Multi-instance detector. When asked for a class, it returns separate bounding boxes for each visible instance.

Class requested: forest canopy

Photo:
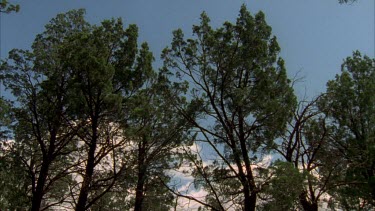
[0,2,373,211]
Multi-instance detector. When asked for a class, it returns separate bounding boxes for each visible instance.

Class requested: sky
[1,0,374,98]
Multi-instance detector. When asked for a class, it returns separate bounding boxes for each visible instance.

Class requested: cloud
[169,146,275,210]
[175,182,208,210]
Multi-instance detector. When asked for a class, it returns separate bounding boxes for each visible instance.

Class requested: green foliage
[0,142,30,210]
[0,98,12,140]
[320,51,375,209]
[259,161,305,210]
[124,58,191,210]
[0,9,148,210]
[163,4,296,210]
[0,46,79,211]
[56,15,154,210]
[0,3,369,211]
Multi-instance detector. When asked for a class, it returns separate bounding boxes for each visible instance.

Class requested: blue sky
[1,0,374,97]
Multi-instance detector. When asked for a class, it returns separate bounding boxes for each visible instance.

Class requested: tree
[0,9,153,210]
[0,127,30,210]
[58,17,161,210]
[1,48,76,211]
[1,7,187,210]
[61,23,122,211]
[319,51,375,209]
[162,5,296,211]
[124,65,190,211]
[0,9,88,210]
[271,95,345,211]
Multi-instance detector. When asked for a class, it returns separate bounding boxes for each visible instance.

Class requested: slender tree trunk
[31,158,50,211]
[134,169,146,211]
[248,193,257,211]
[75,146,96,211]
[243,185,256,211]
[238,108,257,211]
[76,119,98,211]
[232,143,257,211]
[31,135,56,211]
[241,179,256,211]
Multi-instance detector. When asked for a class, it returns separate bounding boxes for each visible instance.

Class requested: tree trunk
[134,169,146,211]
[299,193,318,211]
[75,143,96,211]
[243,186,256,211]
[238,108,257,211]
[31,158,50,211]
[75,119,98,211]
[31,135,56,211]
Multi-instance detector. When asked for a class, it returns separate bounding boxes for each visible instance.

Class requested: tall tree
[270,95,344,211]
[162,5,296,210]
[59,18,155,210]
[319,51,375,209]
[0,9,153,210]
[125,65,190,211]
[0,9,88,210]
